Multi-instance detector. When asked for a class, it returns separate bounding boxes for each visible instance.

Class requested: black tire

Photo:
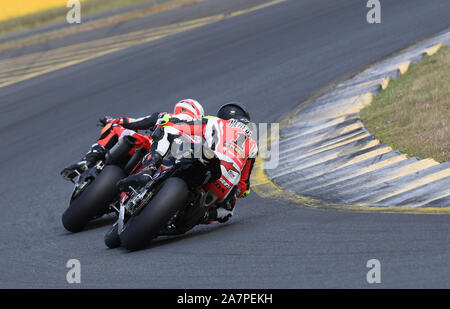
[104,223,121,248]
[120,177,189,251]
[62,165,124,233]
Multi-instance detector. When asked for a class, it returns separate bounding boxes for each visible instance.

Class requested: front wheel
[62,165,124,233]
[120,177,189,251]
[105,223,121,248]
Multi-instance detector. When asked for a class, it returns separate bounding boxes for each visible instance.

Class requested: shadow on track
[59,214,117,235]
[105,221,238,252]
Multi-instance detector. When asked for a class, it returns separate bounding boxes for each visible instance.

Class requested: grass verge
[360,45,450,163]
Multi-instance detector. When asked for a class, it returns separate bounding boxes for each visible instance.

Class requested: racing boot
[205,207,234,223]
[201,195,236,224]
[61,144,106,181]
[116,152,163,192]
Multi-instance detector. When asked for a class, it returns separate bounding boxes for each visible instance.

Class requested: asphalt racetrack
[1,0,450,288]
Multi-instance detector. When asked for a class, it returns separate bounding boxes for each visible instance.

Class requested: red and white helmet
[173,99,205,120]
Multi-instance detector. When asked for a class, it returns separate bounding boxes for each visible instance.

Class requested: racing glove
[99,116,123,126]
[236,186,250,198]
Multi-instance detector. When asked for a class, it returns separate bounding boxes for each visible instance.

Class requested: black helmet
[217,102,251,121]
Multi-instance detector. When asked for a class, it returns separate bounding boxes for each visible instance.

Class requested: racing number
[232,132,247,150]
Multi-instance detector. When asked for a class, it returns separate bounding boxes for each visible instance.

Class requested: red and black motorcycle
[61,123,151,233]
[104,135,222,251]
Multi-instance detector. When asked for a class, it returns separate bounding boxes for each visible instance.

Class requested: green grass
[0,0,167,36]
[360,45,450,163]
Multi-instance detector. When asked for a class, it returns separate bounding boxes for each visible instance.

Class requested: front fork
[116,181,154,234]
[70,161,105,201]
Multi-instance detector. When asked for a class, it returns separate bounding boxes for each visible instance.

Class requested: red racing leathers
[96,113,167,154]
[151,116,258,202]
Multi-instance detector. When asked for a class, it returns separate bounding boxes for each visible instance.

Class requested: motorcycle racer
[117,102,258,225]
[60,99,205,181]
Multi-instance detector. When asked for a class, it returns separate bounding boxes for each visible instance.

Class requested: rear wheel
[120,177,189,251]
[62,165,124,233]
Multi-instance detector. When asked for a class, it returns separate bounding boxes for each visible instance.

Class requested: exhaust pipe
[106,135,137,165]
[200,191,218,208]
[123,147,148,175]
